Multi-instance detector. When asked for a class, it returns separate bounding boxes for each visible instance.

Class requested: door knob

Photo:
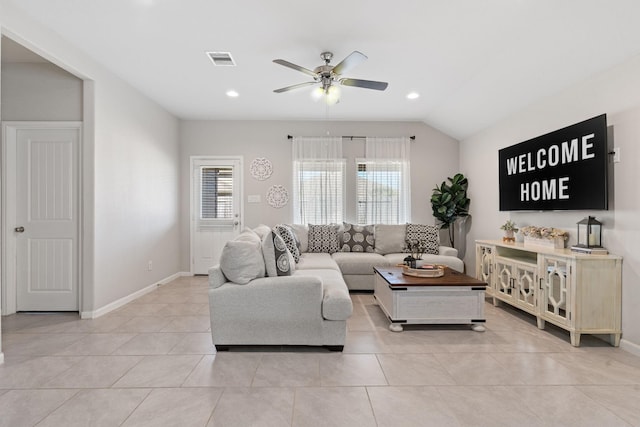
[15,226,25,233]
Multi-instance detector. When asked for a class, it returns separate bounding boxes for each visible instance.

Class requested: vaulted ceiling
[4,0,640,139]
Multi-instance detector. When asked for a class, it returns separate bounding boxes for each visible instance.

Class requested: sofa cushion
[219,240,265,284]
[341,223,375,253]
[262,231,294,277]
[331,252,390,275]
[252,224,272,240]
[308,224,339,254]
[288,224,309,253]
[237,228,261,243]
[297,253,341,271]
[274,224,300,262]
[406,223,439,255]
[294,269,352,321]
[374,224,406,254]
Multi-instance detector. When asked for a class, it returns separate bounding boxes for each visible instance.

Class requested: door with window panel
[192,157,242,274]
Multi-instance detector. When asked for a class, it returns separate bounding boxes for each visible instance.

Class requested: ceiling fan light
[311,86,324,101]
[326,85,341,105]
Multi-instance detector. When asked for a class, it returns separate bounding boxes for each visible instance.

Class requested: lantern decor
[571,216,608,254]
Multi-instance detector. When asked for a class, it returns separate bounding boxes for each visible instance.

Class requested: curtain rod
[287,135,415,141]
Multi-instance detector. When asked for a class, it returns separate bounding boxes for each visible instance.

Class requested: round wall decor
[250,157,273,181]
[266,185,289,208]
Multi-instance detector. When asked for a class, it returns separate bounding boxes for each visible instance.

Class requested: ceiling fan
[272,51,388,101]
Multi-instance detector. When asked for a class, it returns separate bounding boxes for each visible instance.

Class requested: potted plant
[431,173,470,248]
[500,220,518,242]
[520,225,569,249]
[404,239,428,267]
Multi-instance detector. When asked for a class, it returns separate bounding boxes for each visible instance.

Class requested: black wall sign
[499,114,608,211]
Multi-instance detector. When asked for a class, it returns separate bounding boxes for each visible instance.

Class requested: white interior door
[191,157,243,274]
[9,125,80,311]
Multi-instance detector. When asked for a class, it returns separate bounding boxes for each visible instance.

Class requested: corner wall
[1,61,82,120]
[460,54,640,350]
[1,3,181,314]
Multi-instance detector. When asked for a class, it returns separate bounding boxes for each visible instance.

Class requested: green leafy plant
[430,173,470,247]
[500,220,518,232]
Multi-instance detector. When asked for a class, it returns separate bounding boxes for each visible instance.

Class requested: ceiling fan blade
[273,59,318,78]
[273,81,317,93]
[340,78,388,91]
[332,51,367,75]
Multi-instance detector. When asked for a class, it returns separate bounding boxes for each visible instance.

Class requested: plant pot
[502,230,515,243]
[523,236,565,249]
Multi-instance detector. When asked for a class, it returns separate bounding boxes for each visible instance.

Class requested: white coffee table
[373,266,487,332]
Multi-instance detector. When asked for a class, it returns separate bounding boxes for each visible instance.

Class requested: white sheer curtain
[292,137,345,224]
[358,137,411,224]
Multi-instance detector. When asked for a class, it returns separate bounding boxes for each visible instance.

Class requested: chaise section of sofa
[207,227,352,351]
[208,267,351,351]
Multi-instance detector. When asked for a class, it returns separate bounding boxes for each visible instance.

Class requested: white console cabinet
[475,240,622,346]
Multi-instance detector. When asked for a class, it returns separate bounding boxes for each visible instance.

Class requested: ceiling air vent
[207,51,236,66]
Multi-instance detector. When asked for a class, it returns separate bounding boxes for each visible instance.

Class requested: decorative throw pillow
[236,228,261,243]
[341,223,375,252]
[405,223,439,255]
[374,224,407,254]
[307,224,339,254]
[288,224,309,253]
[262,231,294,277]
[252,224,272,240]
[219,240,265,284]
[274,224,301,262]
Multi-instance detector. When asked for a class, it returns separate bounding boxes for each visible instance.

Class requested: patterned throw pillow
[274,224,301,262]
[341,223,375,252]
[307,224,339,254]
[262,231,294,277]
[405,223,439,255]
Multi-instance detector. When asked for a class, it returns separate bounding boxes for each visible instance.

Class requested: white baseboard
[620,338,640,357]
[157,271,191,286]
[80,271,192,319]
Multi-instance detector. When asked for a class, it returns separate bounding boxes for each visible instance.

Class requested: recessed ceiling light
[407,92,420,100]
[226,90,239,98]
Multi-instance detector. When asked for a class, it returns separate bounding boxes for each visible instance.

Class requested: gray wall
[179,120,460,270]
[1,62,82,120]
[460,54,640,351]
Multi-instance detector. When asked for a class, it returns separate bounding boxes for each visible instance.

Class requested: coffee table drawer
[394,287,484,321]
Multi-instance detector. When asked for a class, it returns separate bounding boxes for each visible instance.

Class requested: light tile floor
[1,275,640,426]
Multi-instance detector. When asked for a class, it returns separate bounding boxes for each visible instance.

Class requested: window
[201,166,233,219]
[293,160,346,224]
[199,166,234,229]
[292,136,344,224]
[356,159,410,224]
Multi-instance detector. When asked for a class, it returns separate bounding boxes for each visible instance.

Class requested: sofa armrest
[208,265,227,289]
[209,275,324,321]
[438,246,458,257]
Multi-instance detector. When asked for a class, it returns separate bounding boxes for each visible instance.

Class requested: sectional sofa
[208,223,463,351]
